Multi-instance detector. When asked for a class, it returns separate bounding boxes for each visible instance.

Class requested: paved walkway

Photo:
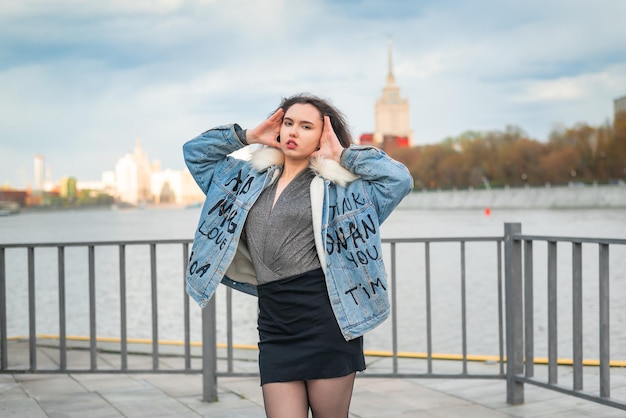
[1,341,625,417]
[4,373,626,417]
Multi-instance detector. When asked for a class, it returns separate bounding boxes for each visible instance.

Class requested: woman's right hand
[246,108,284,147]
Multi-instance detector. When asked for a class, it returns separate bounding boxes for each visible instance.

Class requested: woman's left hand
[311,115,343,162]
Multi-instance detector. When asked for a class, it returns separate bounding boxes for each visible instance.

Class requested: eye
[283,120,293,126]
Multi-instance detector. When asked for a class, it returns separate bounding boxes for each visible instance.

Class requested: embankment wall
[399,183,626,210]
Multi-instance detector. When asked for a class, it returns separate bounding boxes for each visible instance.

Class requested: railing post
[504,223,524,405]
[0,247,6,370]
[202,295,218,402]
[599,244,610,398]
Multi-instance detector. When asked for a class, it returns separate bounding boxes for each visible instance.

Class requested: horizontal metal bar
[5,368,204,374]
[517,376,626,411]
[382,236,503,244]
[0,239,193,249]
[512,235,626,245]
[3,234,622,247]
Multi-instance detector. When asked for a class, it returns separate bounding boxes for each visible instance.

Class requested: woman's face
[279,103,322,160]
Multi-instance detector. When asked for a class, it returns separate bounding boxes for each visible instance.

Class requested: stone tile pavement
[3,372,626,417]
[1,340,625,417]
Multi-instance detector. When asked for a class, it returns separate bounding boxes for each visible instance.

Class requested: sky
[1,0,626,188]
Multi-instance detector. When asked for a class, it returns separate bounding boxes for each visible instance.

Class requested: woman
[183,93,413,418]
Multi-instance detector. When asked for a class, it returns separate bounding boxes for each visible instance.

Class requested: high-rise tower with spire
[372,41,413,147]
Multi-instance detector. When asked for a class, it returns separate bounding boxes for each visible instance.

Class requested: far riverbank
[400,182,626,210]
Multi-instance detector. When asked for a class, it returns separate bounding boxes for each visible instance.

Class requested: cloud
[1,0,626,188]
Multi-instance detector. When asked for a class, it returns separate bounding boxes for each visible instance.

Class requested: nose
[289,124,297,137]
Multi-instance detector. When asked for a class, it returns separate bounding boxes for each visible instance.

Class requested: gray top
[244,168,321,285]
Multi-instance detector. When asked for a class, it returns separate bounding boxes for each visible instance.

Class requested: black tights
[262,373,356,418]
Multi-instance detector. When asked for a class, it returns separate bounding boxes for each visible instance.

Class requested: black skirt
[257,268,366,385]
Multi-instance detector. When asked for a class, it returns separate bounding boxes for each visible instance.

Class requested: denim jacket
[183,124,413,340]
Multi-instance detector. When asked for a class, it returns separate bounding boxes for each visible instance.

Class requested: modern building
[151,169,205,206]
[59,177,77,199]
[33,154,45,193]
[372,41,413,147]
[615,95,626,115]
[114,138,153,205]
[111,138,205,206]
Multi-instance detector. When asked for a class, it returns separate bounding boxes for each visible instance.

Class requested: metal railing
[506,224,626,410]
[0,239,199,374]
[0,223,624,410]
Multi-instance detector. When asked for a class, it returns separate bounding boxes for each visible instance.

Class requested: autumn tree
[378,117,623,190]
[608,112,626,180]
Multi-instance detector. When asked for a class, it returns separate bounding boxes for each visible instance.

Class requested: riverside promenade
[2,340,625,417]
[401,182,626,210]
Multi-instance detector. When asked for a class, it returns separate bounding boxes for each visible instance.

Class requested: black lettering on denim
[199,211,234,249]
[189,259,198,275]
[345,286,359,305]
[217,207,237,233]
[225,170,244,193]
[341,198,353,213]
[360,213,376,240]
[329,194,367,219]
[206,197,238,235]
[345,252,358,268]
[326,214,377,257]
[208,227,226,248]
[325,233,334,255]
[343,244,379,268]
[359,283,371,299]
[226,214,237,234]
[351,192,365,207]
[189,258,211,277]
[190,171,258,277]
[240,176,253,195]
[224,170,255,196]
[198,220,210,237]
[197,263,211,277]
[370,277,386,293]
[208,198,227,216]
[329,204,338,219]
[326,228,349,255]
[348,221,365,248]
[367,246,379,261]
[343,278,387,306]
[356,250,369,264]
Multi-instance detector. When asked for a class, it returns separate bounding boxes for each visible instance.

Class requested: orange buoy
[484,207,491,216]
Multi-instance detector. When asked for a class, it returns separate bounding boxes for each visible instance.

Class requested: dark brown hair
[275,93,353,148]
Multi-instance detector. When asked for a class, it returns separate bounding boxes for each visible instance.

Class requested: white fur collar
[249,146,359,187]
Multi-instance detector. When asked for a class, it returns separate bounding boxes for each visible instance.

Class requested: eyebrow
[284,117,317,125]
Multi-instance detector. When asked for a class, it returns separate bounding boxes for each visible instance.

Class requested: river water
[1,205,625,362]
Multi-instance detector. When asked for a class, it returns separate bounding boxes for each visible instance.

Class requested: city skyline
[1,0,626,188]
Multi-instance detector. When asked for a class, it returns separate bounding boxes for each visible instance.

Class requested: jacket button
[333,298,339,304]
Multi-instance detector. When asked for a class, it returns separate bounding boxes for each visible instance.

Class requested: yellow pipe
[9,334,626,368]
